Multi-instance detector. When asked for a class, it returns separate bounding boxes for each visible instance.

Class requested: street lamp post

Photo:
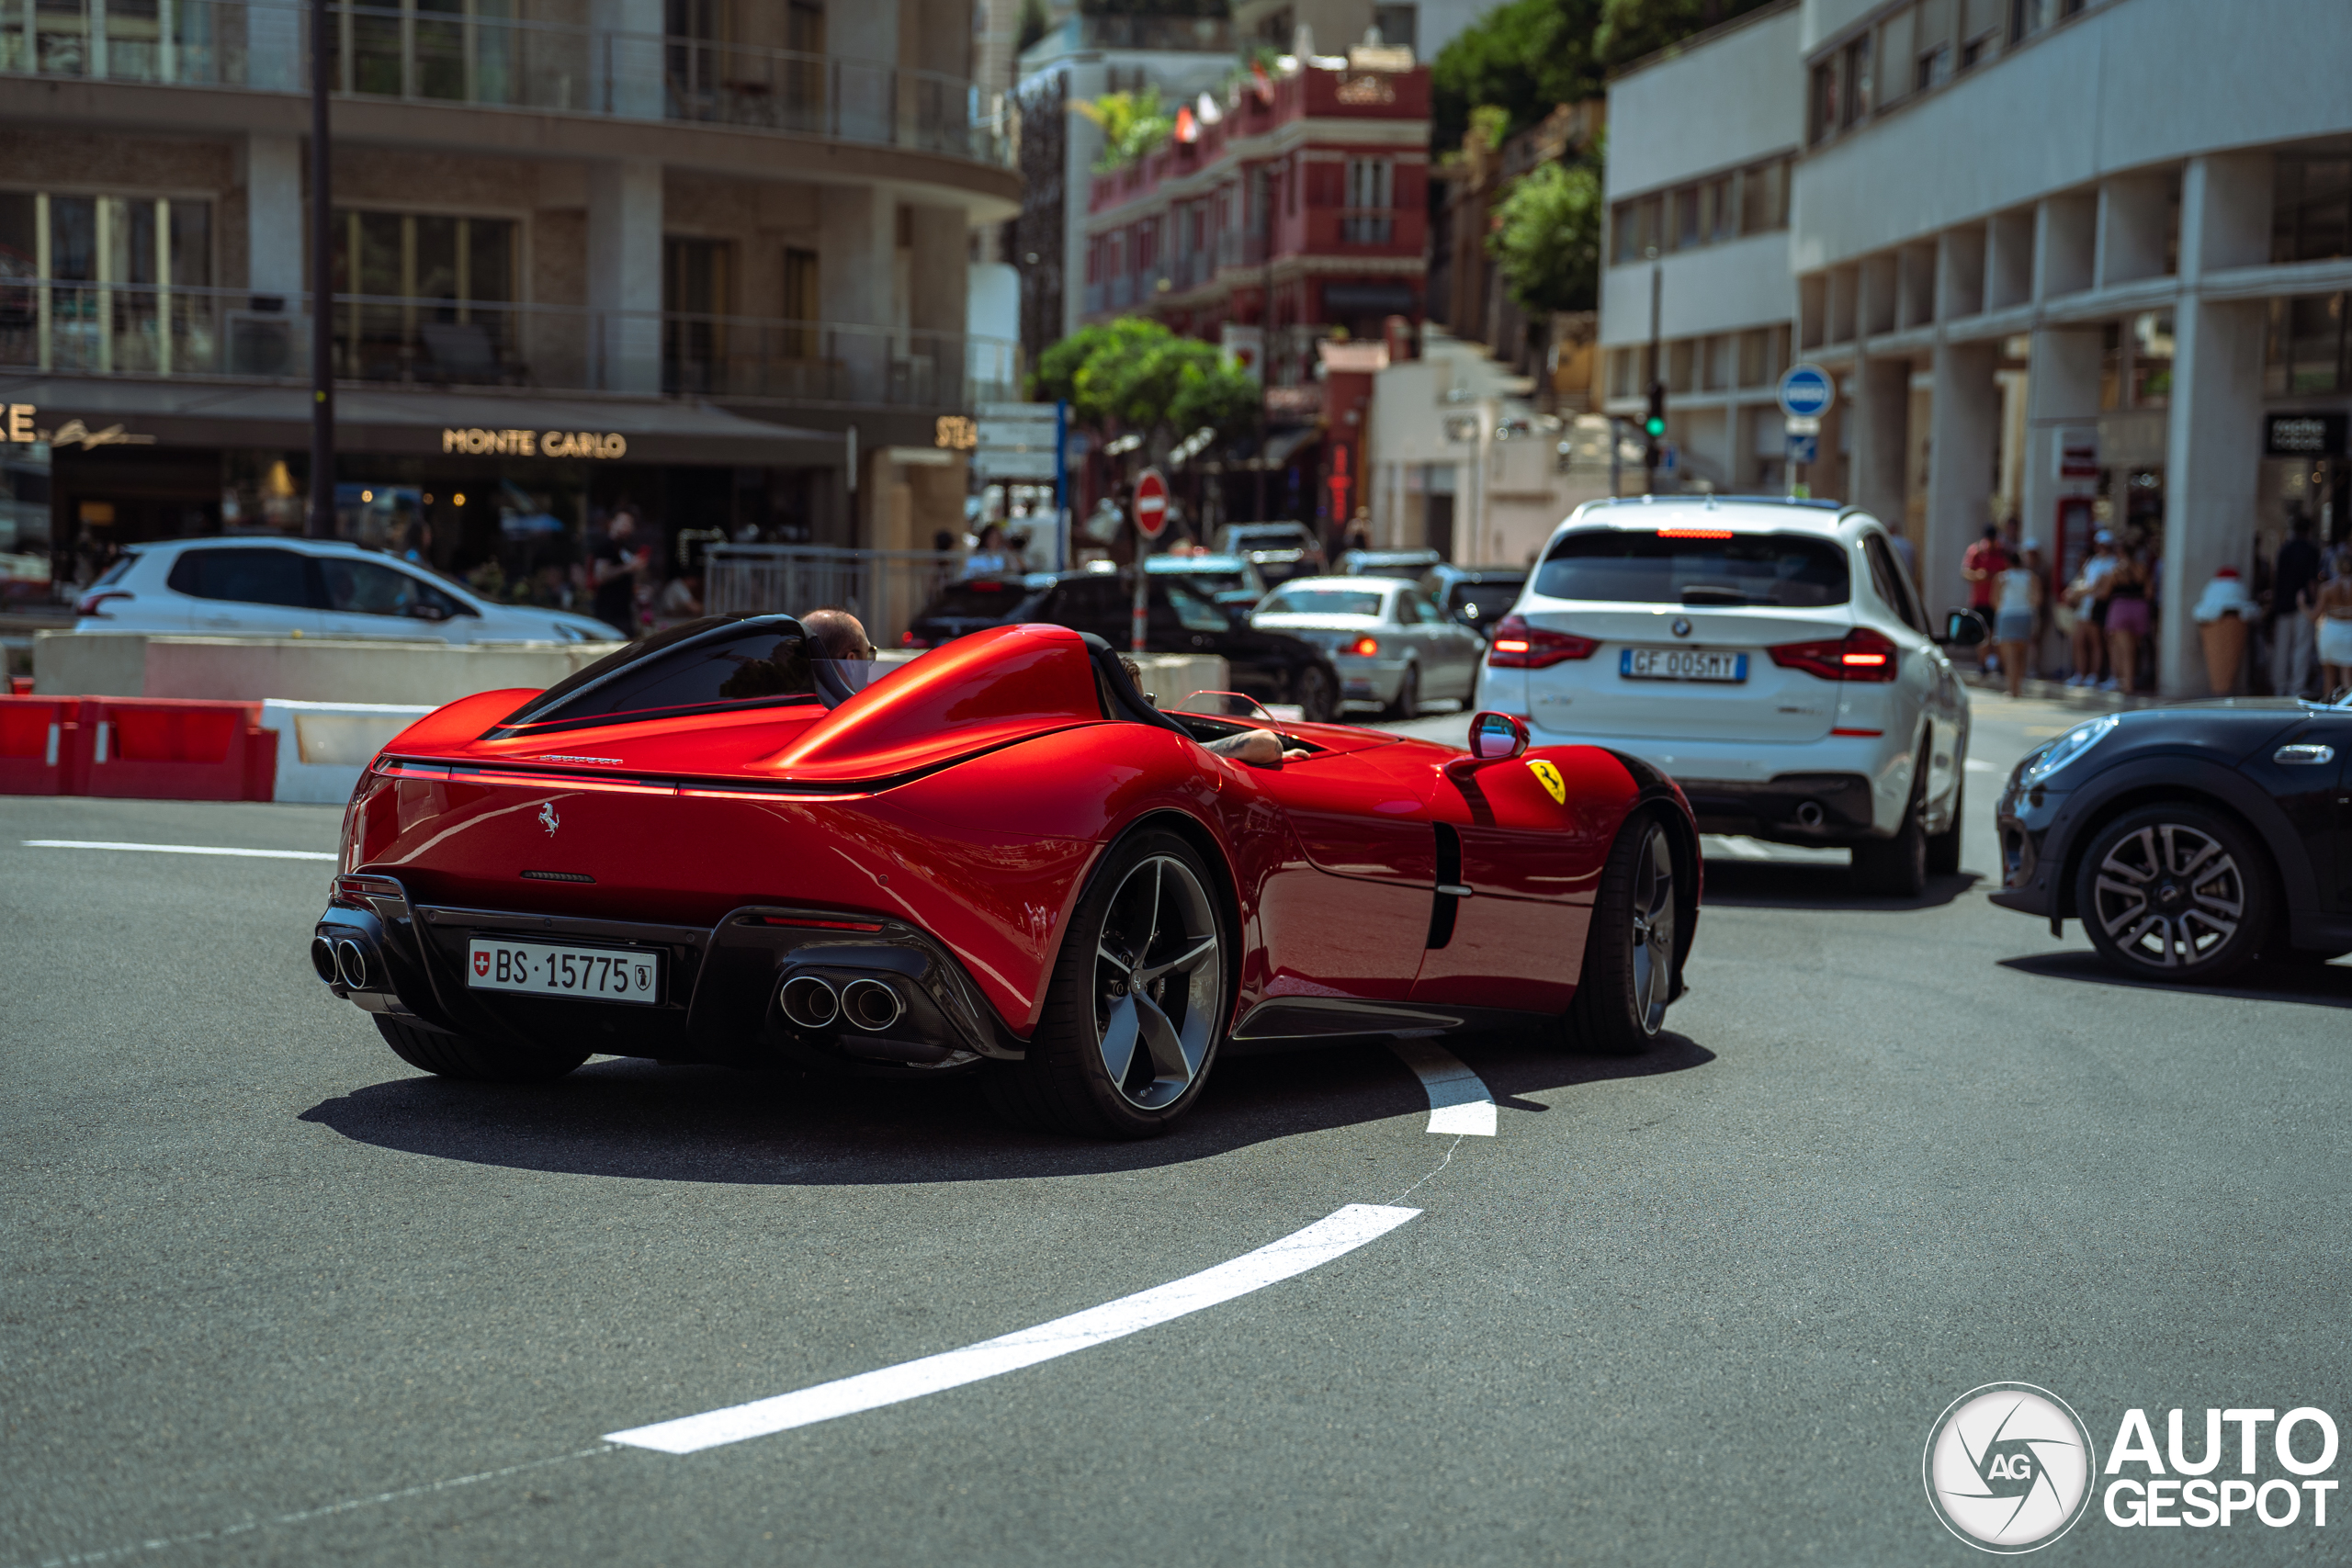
[1645,251,1663,497]
[306,0,334,539]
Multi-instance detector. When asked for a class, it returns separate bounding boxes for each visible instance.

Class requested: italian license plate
[466,938,662,1005]
[1622,647,1748,682]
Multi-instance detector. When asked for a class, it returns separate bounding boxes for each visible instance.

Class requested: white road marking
[605,1203,1421,1455]
[1387,1038,1498,1136]
[20,840,336,862]
[1700,834,1773,860]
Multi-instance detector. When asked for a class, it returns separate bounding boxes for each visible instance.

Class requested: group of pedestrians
[2269,513,2352,699]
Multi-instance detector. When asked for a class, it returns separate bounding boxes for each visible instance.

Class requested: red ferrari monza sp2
[313,616,1701,1138]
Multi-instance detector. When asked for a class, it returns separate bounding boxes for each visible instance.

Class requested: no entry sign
[1133,468,1170,539]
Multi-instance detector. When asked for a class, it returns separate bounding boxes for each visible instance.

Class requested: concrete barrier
[35,633,624,706]
[259,700,436,805]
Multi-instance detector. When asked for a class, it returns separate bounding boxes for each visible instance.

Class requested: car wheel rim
[1092,855,1223,1111]
[2091,823,2245,968]
[1626,824,1674,1034]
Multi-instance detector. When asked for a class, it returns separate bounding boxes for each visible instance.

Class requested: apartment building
[0,0,1019,587]
[1604,0,2352,696]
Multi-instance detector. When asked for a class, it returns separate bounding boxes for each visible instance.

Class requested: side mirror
[1942,609,1989,649]
[1465,710,1529,761]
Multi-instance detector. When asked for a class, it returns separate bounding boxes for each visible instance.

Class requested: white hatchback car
[74,536,623,644]
[1474,497,1972,894]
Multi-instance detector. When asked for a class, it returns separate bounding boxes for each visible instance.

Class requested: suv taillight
[1768,626,1901,682]
[1487,614,1600,669]
[75,590,133,617]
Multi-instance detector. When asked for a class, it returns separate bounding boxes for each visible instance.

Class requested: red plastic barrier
[7,676,31,695]
[0,694,84,795]
[78,696,277,802]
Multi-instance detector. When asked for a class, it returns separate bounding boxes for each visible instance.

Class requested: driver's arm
[1204,728,1309,765]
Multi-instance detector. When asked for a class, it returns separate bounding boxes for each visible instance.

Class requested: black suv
[904,569,1340,720]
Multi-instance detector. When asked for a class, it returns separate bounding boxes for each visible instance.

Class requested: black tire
[374,1016,591,1083]
[2075,803,2274,983]
[1927,776,1963,876]
[1563,811,1679,1055]
[1383,662,1420,721]
[983,830,1232,1138]
[1294,662,1339,723]
[1851,746,1928,897]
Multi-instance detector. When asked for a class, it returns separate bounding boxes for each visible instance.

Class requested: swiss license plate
[1622,647,1749,682]
[466,938,662,1005]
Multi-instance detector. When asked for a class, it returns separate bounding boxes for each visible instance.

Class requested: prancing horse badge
[1527,759,1566,804]
[538,802,560,837]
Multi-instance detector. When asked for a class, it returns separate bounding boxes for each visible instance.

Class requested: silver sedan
[1249,576,1486,718]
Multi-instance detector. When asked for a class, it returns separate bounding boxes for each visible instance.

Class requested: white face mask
[812,658,898,708]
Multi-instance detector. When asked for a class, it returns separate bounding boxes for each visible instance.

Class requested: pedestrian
[1961,525,2009,670]
[2064,532,2117,684]
[2102,541,2151,693]
[2268,512,2322,698]
[590,506,643,637]
[1994,540,2043,700]
[2312,546,2352,698]
[964,523,1012,578]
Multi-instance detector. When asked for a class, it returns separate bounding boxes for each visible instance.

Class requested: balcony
[0,0,1012,169]
[0,280,1017,410]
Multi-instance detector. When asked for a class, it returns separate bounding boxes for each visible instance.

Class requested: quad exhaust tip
[779,975,841,1031]
[333,938,369,990]
[841,977,905,1033]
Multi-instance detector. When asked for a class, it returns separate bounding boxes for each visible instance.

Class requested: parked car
[74,536,623,642]
[1989,695,2351,981]
[1250,576,1485,719]
[1336,547,1442,581]
[315,618,1699,1136]
[1423,564,1529,639]
[1475,497,1973,896]
[1215,522,1326,587]
[904,566,1342,720]
[1148,551,1268,608]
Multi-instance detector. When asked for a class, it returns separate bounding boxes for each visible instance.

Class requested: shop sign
[2266,412,2346,457]
[2056,427,2100,479]
[1,404,158,449]
[933,415,978,451]
[442,427,628,458]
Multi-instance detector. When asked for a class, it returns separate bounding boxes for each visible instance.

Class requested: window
[167,548,319,609]
[1840,37,1872,127]
[1862,535,1927,633]
[1532,531,1850,608]
[320,558,469,620]
[1811,61,1839,143]
[2267,293,2348,397]
[333,209,517,384]
[1707,175,1736,243]
[782,246,818,357]
[2273,155,2351,265]
[1343,159,1393,244]
[496,616,823,734]
[0,191,213,375]
[1741,158,1788,233]
[1371,2,1416,51]
[1158,576,1230,633]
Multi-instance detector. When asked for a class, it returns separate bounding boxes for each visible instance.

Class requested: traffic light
[1644,380,1668,469]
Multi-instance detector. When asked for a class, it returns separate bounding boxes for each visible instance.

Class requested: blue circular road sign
[1778,364,1835,420]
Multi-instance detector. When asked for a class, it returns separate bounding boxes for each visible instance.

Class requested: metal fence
[702,545,962,649]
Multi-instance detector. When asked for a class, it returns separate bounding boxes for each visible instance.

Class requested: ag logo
[1924,1383,2096,1553]
[538,802,560,837]
[1526,759,1566,804]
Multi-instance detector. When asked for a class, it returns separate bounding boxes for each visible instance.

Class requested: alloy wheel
[1092,854,1224,1110]
[1627,823,1676,1033]
[2089,822,2245,968]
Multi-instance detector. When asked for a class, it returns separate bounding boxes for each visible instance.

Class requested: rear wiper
[1679,585,1750,605]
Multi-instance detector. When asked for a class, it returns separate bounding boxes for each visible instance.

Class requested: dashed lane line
[1387,1038,1498,1136]
[20,840,337,862]
[605,1202,1421,1455]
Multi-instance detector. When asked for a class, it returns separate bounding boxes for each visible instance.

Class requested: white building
[1602,0,2352,696]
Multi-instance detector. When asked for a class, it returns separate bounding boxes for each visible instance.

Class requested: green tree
[1488,156,1603,317]
[1072,87,1175,173]
[1026,316,1255,449]
[1428,0,1601,153]
[1167,359,1261,446]
[1028,316,1175,424]
[1595,0,1778,73]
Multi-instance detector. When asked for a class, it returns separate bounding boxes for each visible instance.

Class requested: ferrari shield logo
[1527,759,1566,804]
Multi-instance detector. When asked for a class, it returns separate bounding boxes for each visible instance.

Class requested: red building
[1080,45,1428,530]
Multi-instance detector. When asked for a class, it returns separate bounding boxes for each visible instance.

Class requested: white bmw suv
[1474,497,1971,894]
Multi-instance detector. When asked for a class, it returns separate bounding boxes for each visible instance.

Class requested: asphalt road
[5,693,2346,1567]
